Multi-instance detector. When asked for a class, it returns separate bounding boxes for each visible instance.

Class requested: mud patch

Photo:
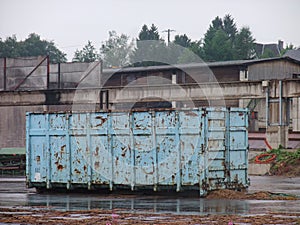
[206,189,298,200]
[0,208,300,225]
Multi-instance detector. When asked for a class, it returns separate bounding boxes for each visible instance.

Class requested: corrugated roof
[284,49,300,61]
[102,56,300,74]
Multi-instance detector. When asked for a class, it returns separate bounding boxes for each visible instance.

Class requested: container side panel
[29,114,46,130]
[205,108,226,190]
[70,136,89,183]
[112,135,131,184]
[29,136,47,182]
[50,136,69,183]
[26,107,249,192]
[112,112,130,132]
[90,113,108,133]
[91,135,111,184]
[155,111,176,134]
[157,135,178,184]
[179,110,202,185]
[133,111,152,134]
[229,108,248,187]
[49,114,67,130]
[70,113,87,130]
[111,112,131,185]
[134,135,154,185]
[133,112,154,185]
[155,111,178,185]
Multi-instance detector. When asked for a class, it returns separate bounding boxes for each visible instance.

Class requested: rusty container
[26,107,248,196]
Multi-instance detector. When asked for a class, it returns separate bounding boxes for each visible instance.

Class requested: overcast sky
[1,0,299,61]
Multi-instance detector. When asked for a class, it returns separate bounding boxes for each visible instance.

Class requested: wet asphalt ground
[0,176,299,216]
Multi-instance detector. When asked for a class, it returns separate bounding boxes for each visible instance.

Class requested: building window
[293,73,300,79]
[172,73,177,84]
[240,69,248,81]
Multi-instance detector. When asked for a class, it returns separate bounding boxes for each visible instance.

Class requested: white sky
[0,0,299,61]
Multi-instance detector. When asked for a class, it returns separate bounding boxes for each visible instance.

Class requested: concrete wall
[0,56,47,90]
[0,57,101,91]
[0,105,44,148]
[292,97,300,131]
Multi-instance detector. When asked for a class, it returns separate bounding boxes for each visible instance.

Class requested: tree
[233,27,255,59]
[100,31,134,68]
[0,33,67,63]
[223,14,237,40]
[138,24,160,41]
[202,14,255,61]
[189,40,204,58]
[171,35,204,64]
[202,16,229,61]
[131,24,168,66]
[173,34,191,48]
[209,29,233,61]
[73,41,99,63]
[0,35,21,58]
[280,43,296,56]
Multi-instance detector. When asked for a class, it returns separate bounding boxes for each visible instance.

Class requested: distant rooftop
[284,49,300,61]
[103,56,300,74]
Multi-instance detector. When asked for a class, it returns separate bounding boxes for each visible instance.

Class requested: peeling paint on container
[26,107,249,196]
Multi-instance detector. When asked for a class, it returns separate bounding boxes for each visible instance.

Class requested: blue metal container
[26,107,248,196]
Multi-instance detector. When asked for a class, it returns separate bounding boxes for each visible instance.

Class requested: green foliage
[174,34,191,48]
[280,43,296,56]
[223,14,237,40]
[268,146,300,175]
[269,146,300,164]
[138,24,160,41]
[260,48,277,59]
[131,24,168,67]
[73,40,99,63]
[0,33,67,63]
[202,14,255,61]
[0,35,21,58]
[233,27,255,59]
[100,31,134,68]
[204,29,233,61]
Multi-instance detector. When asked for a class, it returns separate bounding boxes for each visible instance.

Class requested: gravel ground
[0,207,300,225]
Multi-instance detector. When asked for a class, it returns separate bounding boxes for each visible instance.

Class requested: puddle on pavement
[0,177,300,216]
[1,192,300,215]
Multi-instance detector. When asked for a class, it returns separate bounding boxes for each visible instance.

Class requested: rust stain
[83,165,87,171]
[185,111,198,117]
[95,147,99,156]
[36,155,40,163]
[171,175,175,184]
[55,163,64,171]
[61,145,66,152]
[95,116,108,127]
[94,161,100,170]
[74,168,81,174]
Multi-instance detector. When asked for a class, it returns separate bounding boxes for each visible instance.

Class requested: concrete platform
[248,163,271,175]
